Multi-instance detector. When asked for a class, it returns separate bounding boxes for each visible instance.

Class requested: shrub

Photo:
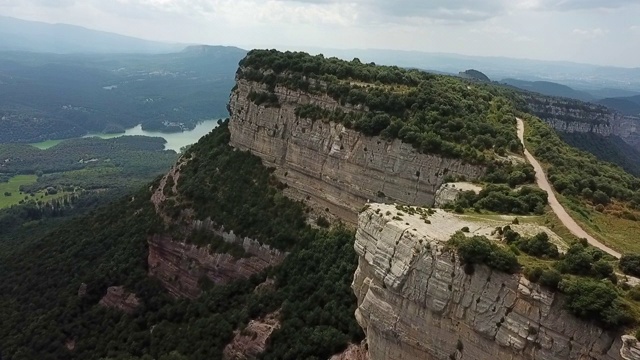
[316,216,330,228]
[538,269,562,289]
[628,286,640,301]
[449,233,520,274]
[560,278,633,328]
[518,232,560,259]
[524,267,543,283]
[620,254,640,277]
[557,243,595,276]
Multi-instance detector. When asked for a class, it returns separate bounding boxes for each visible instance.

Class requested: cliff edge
[353,203,640,360]
[228,79,485,222]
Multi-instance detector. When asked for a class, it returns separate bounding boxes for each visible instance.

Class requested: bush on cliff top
[448,232,520,274]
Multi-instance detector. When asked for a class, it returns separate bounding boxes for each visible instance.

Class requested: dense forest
[0,46,245,142]
[0,136,177,193]
[0,123,362,359]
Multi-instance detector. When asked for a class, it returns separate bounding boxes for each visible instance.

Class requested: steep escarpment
[353,204,640,360]
[228,79,485,222]
[523,93,640,150]
[148,233,285,299]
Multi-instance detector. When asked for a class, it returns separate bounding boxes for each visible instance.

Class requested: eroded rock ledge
[353,203,640,360]
[148,233,286,299]
[228,79,486,223]
[98,286,141,314]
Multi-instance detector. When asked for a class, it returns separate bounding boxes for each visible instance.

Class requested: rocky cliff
[228,79,486,223]
[524,94,640,150]
[148,233,286,299]
[353,203,640,360]
[98,286,141,314]
[148,161,287,299]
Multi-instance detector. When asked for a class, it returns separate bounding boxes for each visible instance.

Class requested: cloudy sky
[1,0,639,67]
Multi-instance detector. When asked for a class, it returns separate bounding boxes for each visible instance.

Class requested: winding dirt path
[516,118,621,258]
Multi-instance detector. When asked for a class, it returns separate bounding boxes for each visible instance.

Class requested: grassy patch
[0,175,37,208]
[29,139,65,150]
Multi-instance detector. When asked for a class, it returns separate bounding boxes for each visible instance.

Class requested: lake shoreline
[29,119,221,152]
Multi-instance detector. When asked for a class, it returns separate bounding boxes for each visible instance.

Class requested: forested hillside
[0,123,362,359]
[4,49,640,360]
[0,46,245,142]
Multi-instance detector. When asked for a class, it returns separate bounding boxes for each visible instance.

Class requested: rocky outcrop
[524,94,640,150]
[434,182,482,208]
[148,232,286,299]
[223,311,281,360]
[353,203,638,360]
[228,79,486,223]
[98,286,141,314]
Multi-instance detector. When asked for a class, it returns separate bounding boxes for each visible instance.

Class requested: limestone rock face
[98,286,141,314]
[353,204,637,360]
[434,182,482,208]
[228,79,486,223]
[524,94,640,150]
[148,231,286,299]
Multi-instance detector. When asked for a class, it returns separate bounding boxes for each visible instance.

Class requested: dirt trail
[516,118,621,258]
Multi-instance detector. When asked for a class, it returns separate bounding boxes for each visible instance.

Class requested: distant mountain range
[500,78,595,102]
[294,47,640,93]
[0,16,184,54]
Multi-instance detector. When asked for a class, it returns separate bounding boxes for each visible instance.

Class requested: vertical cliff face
[353,204,640,360]
[524,94,640,150]
[228,79,486,223]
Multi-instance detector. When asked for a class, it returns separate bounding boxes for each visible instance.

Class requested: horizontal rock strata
[228,79,486,223]
[353,203,639,360]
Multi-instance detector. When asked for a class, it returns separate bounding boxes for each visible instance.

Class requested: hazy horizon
[0,0,639,68]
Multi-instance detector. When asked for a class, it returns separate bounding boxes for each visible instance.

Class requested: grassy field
[29,139,65,150]
[0,175,76,209]
[0,175,38,208]
[557,195,640,254]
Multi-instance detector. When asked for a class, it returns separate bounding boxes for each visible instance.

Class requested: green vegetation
[501,227,559,259]
[560,132,640,177]
[448,232,520,274]
[29,139,65,150]
[523,113,640,208]
[176,121,309,251]
[0,175,37,208]
[0,123,363,359]
[239,50,524,165]
[450,185,547,215]
[620,254,640,277]
[248,90,280,108]
[0,136,177,193]
[522,113,640,253]
[0,48,244,142]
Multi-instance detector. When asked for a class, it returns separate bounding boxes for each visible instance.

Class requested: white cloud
[572,27,609,38]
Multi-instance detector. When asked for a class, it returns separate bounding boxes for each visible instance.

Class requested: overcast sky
[1,0,639,67]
